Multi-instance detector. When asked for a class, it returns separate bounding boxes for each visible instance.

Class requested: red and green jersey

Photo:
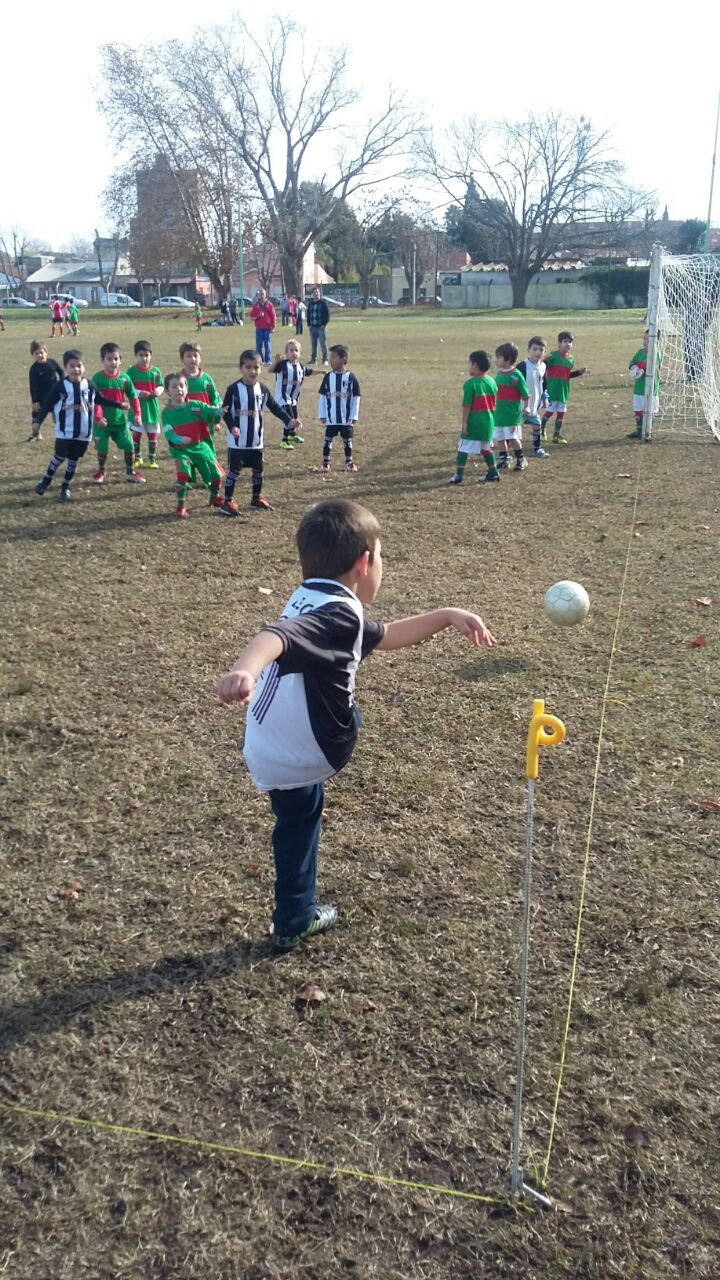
[127,363,164,426]
[186,371,221,407]
[494,367,530,428]
[629,348,660,397]
[68,303,78,322]
[462,375,497,440]
[91,371,140,427]
[162,401,221,447]
[544,350,574,405]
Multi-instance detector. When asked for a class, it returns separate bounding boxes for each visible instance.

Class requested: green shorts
[94,423,134,453]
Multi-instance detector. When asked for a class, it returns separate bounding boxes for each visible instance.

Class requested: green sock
[483,450,496,471]
[455,452,467,474]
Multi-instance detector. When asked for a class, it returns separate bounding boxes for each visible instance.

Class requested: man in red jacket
[250,289,276,364]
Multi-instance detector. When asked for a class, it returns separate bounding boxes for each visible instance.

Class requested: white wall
[442,273,601,310]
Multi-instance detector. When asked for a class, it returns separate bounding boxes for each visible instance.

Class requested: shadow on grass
[0,940,278,1051]
[458,656,530,681]
[7,511,193,540]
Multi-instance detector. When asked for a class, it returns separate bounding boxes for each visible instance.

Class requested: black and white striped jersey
[37,377,105,440]
[222,380,294,449]
[243,579,385,790]
[274,360,312,407]
[318,371,361,425]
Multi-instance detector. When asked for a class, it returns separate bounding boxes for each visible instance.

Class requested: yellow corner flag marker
[511,699,566,1207]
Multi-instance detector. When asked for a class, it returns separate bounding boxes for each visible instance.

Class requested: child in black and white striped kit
[273,338,315,450]
[218,349,301,516]
[318,345,361,473]
[33,349,115,501]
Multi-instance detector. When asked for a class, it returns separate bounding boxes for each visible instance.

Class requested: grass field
[1,307,719,1279]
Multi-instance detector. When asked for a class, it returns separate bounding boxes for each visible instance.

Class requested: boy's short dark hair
[100,341,120,358]
[134,340,152,355]
[329,344,349,361]
[63,349,83,366]
[239,349,262,366]
[528,336,547,349]
[164,371,183,391]
[558,330,574,342]
[30,339,47,354]
[496,342,518,364]
[468,350,491,373]
[297,499,381,580]
[179,341,201,358]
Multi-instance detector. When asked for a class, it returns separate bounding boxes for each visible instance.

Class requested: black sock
[44,455,62,482]
[63,461,78,487]
[515,448,524,461]
[252,470,263,500]
[224,473,237,502]
[532,428,541,449]
[323,436,332,462]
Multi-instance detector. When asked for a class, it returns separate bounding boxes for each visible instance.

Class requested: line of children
[218,349,301,517]
[318,345,361,473]
[161,373,224,518]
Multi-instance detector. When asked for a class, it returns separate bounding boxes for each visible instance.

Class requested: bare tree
[353,196,401,302]
[98,20,420,299]
[385,204,437,297]
[0,229,32,296]
[421,113,651,307]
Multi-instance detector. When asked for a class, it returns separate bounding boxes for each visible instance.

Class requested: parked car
[354,296,394,309]
[49,292,89,308]
[2,296,36,307]
[103,292,141,308]
[321,295,346,307]
[152,296,195,309]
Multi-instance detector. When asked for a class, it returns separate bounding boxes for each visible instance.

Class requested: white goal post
[644,243,720,442]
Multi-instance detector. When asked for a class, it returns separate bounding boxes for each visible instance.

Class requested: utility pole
[411,242,417,306]
[704,88,720,254]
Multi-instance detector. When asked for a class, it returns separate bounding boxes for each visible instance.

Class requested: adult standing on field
[307,287,330,365]
[250,288,276,363]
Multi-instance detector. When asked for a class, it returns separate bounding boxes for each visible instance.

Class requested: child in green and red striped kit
[127,340,164,468]
[540,331,587,444]
[449,350,499,485]
[91,342,145,485]
[493,342,529,471]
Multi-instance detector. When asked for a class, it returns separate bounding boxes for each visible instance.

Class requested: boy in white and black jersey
[218,349,302,515]
[318,344,361,473]
[217,498,497,953]
[273,338,315,449]
[517,336,550,459]
[33,349,117,501]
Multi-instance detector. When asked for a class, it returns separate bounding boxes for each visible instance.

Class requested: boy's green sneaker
[280,439,294,449]
[272,904,338,953]
[288,432,304,444]
[553,434,568,444]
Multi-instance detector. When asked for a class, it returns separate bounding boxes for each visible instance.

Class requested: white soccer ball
[543,580,590,627]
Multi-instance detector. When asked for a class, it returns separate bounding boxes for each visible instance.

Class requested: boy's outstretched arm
[217,631,285,706]
[377,608,496,651]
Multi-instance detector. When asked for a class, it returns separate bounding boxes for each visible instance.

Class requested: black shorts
[227,447,264,471]
[324,423,354,440]
[54,438,90,461]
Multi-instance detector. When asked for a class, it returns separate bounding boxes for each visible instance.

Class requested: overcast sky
[3,0,717,250]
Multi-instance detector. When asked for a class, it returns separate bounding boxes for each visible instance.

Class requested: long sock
[252,469,263,500]
[541,412,552,429]
[322,435,332,462]
[532,426,541,449]
[63,460,78,486]
[635,413,643,430]
[343,438,353,462]
[44,455,62,483]
[482,449,498,474]
[454,451,468,475]
[283,423,292,441]
[498,448,508,465]
[553,413,565,437]
[176,481,188,507]
[515,447,524,461]
[209,479,221,502]
[96,451,108,472]
[224,472,237,502]
[124,449,136,475]
[148,434,158,460]
[132,431,143,460]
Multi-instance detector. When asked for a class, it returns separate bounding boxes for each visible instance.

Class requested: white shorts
[457,437,491,455]
[632,393,659,414]
[134,424,160,436]
[545,401,568,414]
[493,425,522,444]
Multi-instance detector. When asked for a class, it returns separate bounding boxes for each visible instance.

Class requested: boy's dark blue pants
[268,783,324,935]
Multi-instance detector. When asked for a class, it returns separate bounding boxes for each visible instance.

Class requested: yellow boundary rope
[541,457,644,1186]
[0,1102,504,1206]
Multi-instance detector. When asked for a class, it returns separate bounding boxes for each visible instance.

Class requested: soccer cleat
[482,471,500,483]
[533,447,550,458]
[217,499,240,517]
[135,456,145,467]
[175,505,188,518]
[448,473,463,485]
[514,457,528,471]
[91,469,106,484]
[280,439,294,450]
[26,431,42,442]
[127,471,147,483]
[345,460,358,473]
[288,433,304,444]
[627,428,642,439]
[251,495,274,510]
[272,904,338,953]
[497,455,510,470]
[553,435,568,445]
[209,493,225,507]
[320,461,330,473]
[147,459,159,468]
[58,484,72,501]
[540,428,547,442]
[35,476,51,495]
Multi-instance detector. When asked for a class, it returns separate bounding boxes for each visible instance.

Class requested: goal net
[647,248,720,441]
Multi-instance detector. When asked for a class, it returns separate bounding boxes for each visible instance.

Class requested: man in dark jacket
[306,287,330,365]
